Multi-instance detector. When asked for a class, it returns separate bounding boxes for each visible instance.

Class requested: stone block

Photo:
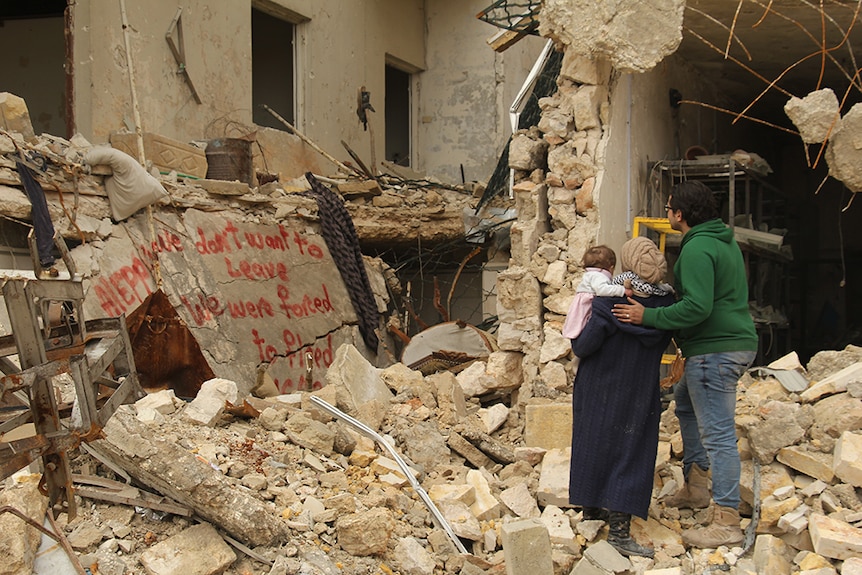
[801,362,862,402]
[428,371,467,424]
[525,403,572,449]
[777,504,809,535]
[842,557,862,575]
[0,475,48,575]
[183,378,238,426]
[394,537,436,575]
[541,505,577,550]
[501,482,541,518]
[139,523,236,575]
[572,85,606,131]
[509,134,549,171]
[559,52,600,85]
[467,469,501,521]
[540,326,571,363]
[486,351,525,391]
[834,431,862,487]
[0,92,35,141]
[759,495,802,527]
[336,508,394,556]
[479,403,509,434]
[777,446,835,483]
[809,513,862,560]
[513,180,548,221]
[537,447,571,507]
[501,518,554,575]
[135,389,178,415]
[496,266,543,322]
[284,412,335,454]
[428,484,476,507]
[325,344,393,428]
[580,539,631,573]
[448,431,495,469]
[111,131,208,178]
[741,460,794,507]
[753,534,792,574]
[436,500,482,541]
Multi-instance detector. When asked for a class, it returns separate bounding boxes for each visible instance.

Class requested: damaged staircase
[0,230,144,518]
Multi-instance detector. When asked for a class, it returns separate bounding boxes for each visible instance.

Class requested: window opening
[385,65,411,167]
[252,8,295,129]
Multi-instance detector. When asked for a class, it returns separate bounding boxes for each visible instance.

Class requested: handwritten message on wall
[87,210,358,393]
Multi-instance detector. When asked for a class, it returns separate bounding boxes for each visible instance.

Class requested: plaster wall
[597,54,769,251]
[74,209,372,396]
[71,0,426,168]
[418,0,548,184]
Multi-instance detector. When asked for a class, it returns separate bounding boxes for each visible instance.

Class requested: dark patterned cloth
[16,160,56,267]
[569,293,674,519]
[304,173,379,351]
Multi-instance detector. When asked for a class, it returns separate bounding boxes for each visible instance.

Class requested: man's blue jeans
[674,351,756,509]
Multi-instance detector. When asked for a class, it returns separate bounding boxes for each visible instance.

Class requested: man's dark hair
[669,180,720,227]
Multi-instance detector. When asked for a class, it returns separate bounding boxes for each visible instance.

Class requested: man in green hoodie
[613,180,757,549]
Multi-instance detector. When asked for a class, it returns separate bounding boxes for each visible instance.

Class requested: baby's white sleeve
[593,281,625,297]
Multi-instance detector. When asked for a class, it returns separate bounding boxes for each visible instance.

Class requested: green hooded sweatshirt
[641,218,757,357]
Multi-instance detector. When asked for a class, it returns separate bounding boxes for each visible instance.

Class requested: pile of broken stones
[2,344,862,575]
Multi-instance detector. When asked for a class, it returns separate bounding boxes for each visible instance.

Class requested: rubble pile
[0,124,484,252]
[3,345,862,575]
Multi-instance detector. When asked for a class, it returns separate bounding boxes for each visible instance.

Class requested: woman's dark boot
[582,507,609,521]
[607,511,655,558]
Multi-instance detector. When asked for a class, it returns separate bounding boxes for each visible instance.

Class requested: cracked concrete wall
[70,0,426,170]
[417,0,548,184]
[74,209,375,396]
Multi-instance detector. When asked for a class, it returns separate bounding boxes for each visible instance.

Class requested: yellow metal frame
[632,217,682,365]
[632,217,681,251]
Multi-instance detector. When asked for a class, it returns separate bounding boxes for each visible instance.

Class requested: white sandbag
[84,146,168,221]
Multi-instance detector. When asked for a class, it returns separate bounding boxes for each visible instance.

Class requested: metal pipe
[309,396,468,554]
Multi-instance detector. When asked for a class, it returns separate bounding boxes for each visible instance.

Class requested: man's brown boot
[663,464,710,509]
[681,505,744,548]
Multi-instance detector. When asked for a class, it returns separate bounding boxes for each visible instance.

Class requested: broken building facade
[2,1,862,574]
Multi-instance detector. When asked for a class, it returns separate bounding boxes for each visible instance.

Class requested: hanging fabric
[16,159,56,268]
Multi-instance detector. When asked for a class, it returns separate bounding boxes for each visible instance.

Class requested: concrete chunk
[833,431,862,487]
[0,92,36,141]
[525,403,572,449]
[0,475,48,575]
[801,362,862,402]
[183,378,238,426]
[809,513,862,560]
[139,523,236,575]
[537,447,571,507]
[753,534,792,574]
[335,508,394,556]
[94,407,290,547]
[784,89,842,144]
[777,446,835,483]
[501,518,554,575]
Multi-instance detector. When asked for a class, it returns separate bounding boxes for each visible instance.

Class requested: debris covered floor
[3,343,862,575]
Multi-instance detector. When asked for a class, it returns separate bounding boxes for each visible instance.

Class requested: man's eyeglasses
[665,204,674,212]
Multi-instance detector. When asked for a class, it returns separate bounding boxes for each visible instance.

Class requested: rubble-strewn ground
[3,344,862,575]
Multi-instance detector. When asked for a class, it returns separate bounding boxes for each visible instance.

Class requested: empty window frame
[385,63,411,167]
[252,7,296,129]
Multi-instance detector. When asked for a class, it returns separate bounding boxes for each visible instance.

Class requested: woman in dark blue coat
[568,237,674,558]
